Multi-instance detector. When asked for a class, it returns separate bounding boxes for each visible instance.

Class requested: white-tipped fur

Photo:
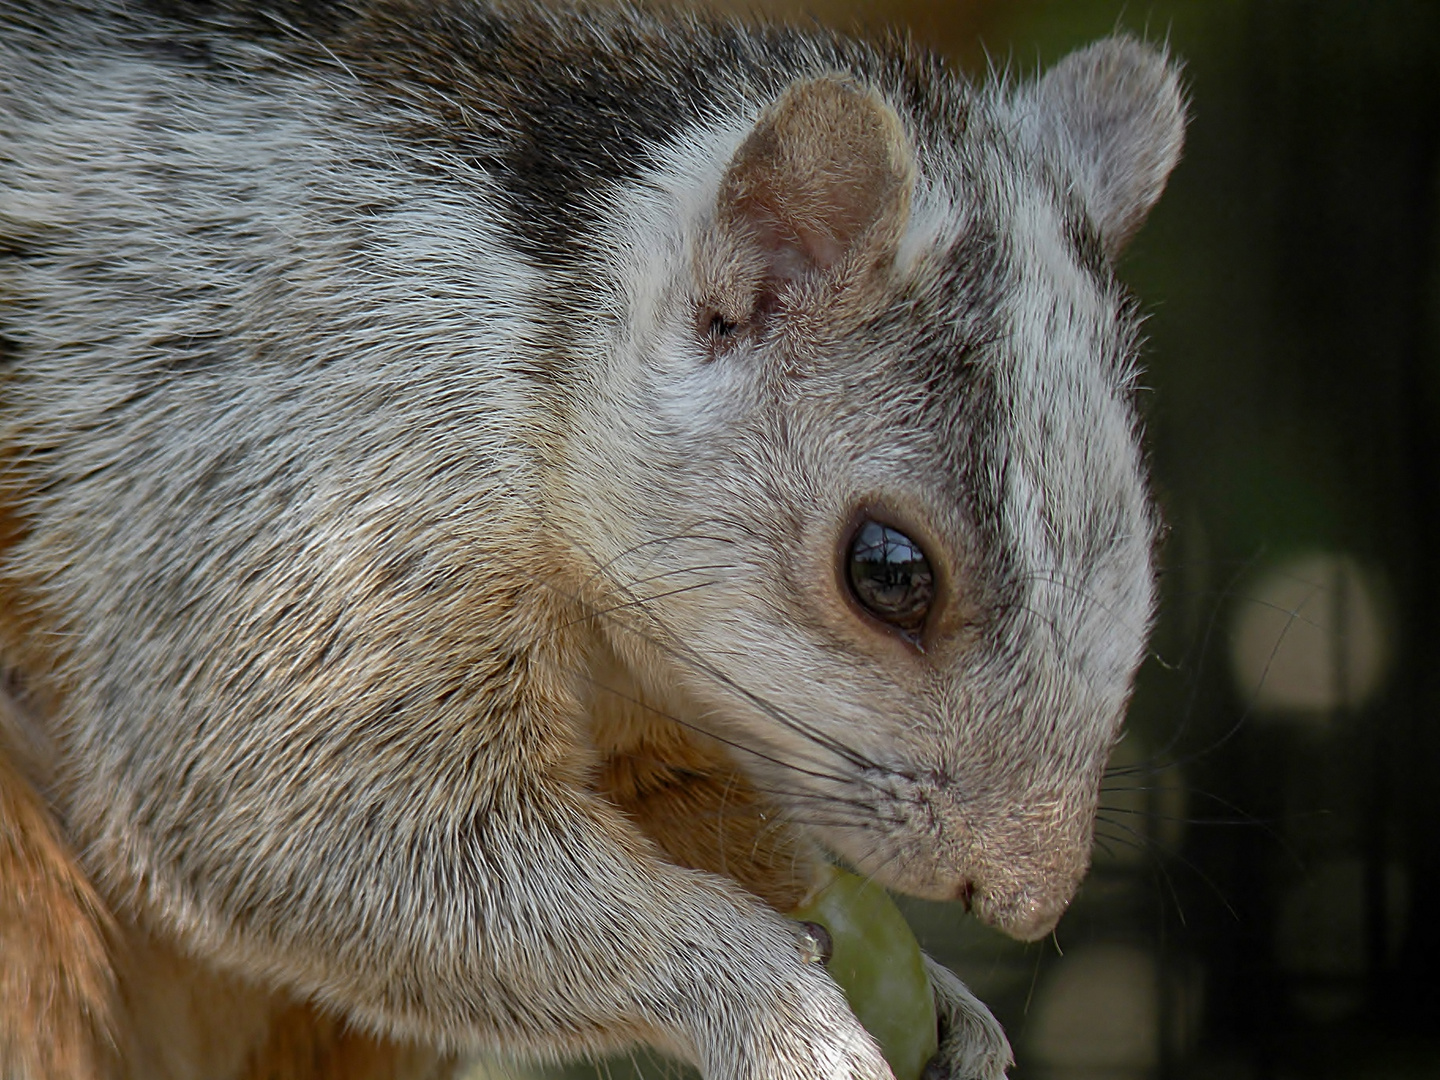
[0,3,1185,1078]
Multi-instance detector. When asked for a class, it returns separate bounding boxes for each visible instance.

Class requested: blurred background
[484,2,1440,1078]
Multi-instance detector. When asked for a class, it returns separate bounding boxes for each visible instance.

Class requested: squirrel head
[566,36,1185,940]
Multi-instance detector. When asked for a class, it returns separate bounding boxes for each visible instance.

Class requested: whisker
[1145,552,1266,766]
[573,667,863,791]
[1151,848,1190,930]
[558,579,723,631]
[1098,780,1308,870]
[765,814,885,833]
[1091,833,1122,860]
[741,784,882,816]
[652,636,890,784]
[1096,804,1254,827]
[1098,816,1240,922]
[536,525,892,788]
[577,525,740,591]
[622,562,739,589]
[1010,564,1154,645]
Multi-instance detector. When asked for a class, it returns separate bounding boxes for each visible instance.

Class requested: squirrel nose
[976,890,1070,942]
[968,866,1081,941]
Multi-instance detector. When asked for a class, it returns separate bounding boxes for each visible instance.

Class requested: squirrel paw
[704,951,896,1080]
[919,955,1013,1080]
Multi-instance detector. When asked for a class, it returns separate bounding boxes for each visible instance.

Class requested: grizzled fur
[0,2,1185,1078]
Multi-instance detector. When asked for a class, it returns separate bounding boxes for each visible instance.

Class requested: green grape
[790,866,938,1080]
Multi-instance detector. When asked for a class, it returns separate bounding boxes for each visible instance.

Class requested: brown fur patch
[0,751,119,1080]
[596,722,815,914]
[243,1003,453,1080]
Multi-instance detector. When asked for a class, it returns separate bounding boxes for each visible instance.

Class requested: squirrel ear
[717,76,915,285]
[1022,36,1187,259]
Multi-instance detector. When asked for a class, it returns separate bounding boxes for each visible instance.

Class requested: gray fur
[0,2,1185,1077]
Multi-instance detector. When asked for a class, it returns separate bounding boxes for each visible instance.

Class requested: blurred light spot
[1025,944,1204,1080]
[1229,553,1390,716]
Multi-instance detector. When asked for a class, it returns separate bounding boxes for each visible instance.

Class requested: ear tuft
[1024,36,1187,258]
[717,76,915,285]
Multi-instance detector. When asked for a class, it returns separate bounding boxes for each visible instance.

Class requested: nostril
[957,880,975,911]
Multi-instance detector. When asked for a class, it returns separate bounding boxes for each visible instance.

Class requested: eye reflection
[846,519,934,635]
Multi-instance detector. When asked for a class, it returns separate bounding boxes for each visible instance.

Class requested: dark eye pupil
[846,520,934,634]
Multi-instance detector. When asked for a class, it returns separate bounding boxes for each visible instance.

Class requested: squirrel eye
[846,520,934,636]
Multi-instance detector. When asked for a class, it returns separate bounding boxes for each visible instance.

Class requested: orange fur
[242,1003,453,1080]
[0,450,65,691]
[598,725,815,913]
[0,439,120,1077]
[0,750,120,1080]
[0,751,464,1078]
[0,478,456,1077]
[586,656,819,915]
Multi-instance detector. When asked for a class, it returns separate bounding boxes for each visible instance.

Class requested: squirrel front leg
[253,782,894,1080]
[60,618,891,1080]
[921,957,1012,1080]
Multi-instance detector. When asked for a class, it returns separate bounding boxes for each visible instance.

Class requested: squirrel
[0,2,1185,1078]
